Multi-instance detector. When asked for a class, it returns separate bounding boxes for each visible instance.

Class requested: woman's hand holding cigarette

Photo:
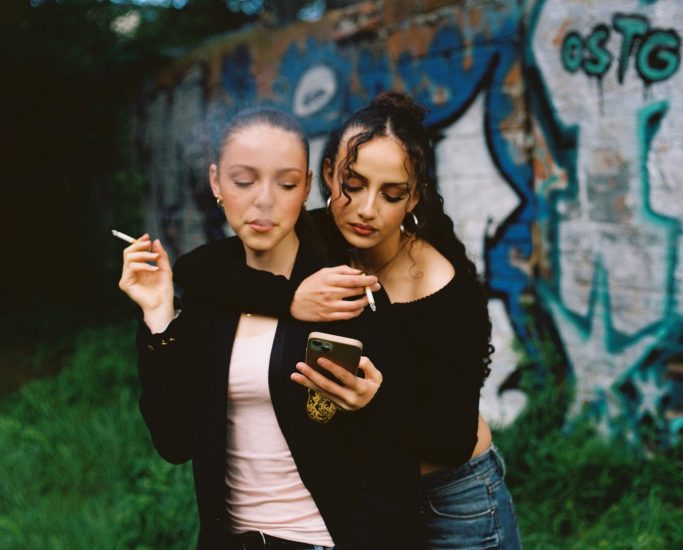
[118,234,175,333]
[290,266,381,322]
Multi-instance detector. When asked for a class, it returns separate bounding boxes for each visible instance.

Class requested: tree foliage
[0,0,260,310]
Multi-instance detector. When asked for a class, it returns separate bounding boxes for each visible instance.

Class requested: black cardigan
[172,210,483,468]
[136,236,420,549]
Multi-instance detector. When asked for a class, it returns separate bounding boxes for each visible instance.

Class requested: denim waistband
[419,445,504,493]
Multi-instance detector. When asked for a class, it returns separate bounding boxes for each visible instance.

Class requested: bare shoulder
[405,239,455,301]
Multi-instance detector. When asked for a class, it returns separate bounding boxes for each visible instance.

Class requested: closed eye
[341,182,363,193]
[382,193,406,203]
[381,182,409,203]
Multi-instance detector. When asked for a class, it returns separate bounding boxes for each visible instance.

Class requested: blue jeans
[419,445,522,549]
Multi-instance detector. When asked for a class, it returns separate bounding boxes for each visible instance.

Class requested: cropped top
[393,276,481,466]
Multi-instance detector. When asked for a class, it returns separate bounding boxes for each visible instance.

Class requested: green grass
[494,375,683,550]
[0,323,681,549]
[0,323,197,549]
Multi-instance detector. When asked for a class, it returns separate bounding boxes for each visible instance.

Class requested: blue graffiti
[220,44,257,103]
[265,0,534,340]
[198,0,536,368]
[272,38,350,135]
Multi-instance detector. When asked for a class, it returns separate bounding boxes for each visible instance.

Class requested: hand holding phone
[295,331,381,412]
[294,333,383,411]
[305,332,363,380]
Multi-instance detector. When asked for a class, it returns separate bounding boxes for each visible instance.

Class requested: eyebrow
[228,164,303,175]
[348,168,409,188]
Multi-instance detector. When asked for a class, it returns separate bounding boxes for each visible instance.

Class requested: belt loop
[491,444,507,477]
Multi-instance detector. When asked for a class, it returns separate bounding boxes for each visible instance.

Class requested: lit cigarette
[365,286,376,312]
[111,229,136,244]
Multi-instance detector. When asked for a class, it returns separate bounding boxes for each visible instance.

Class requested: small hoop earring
[400,223,405,234]
[411,212,419,227]
[216,197,224,208]
[326,196,332,210]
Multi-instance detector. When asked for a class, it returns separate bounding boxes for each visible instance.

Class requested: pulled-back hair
[216,107,310,167]
[324,91,493,383]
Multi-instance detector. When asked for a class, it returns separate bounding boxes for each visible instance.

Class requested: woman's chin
[237,231,278,252]
[340,231,377,250]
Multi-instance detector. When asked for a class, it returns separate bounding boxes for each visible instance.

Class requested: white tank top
[225,323,334,546]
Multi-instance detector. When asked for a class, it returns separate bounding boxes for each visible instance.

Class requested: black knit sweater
[172,209,484,468]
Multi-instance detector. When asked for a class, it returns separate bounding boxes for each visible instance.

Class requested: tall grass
[0,323,681,548]
[0,323,196,549]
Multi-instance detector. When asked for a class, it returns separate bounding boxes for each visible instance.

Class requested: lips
[349,222,376,236]
[248,219,275,233]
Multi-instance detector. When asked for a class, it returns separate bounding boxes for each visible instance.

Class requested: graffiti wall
[528,0,682,445]
[134,0,683,444]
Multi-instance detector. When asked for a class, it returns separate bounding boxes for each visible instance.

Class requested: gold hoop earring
[216,197,224,208]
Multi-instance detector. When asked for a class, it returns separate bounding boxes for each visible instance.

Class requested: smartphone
[305,332,363,382]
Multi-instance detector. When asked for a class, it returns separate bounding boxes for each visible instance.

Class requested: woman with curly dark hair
[176,92,521,549]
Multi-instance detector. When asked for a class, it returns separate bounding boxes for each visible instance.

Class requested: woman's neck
[355,231,407,277]
[244,232,299,279]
